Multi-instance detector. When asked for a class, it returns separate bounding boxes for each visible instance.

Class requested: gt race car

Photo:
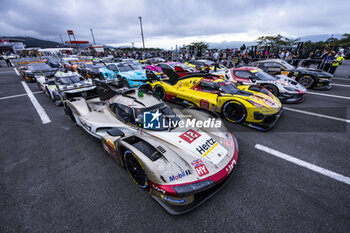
[218,67,307,103]
[252,59,333,90]
[18,61,57,82]
[185,60,226,72]
[148,69,282,131]
[99,62,157,88]
[36,71,94,105]
[63,80,239,214]
[145,62,199,77]
[77,62,105,78]
[140,57,166,65]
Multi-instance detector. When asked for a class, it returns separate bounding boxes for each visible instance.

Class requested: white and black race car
[36,71,94,105]
[62,80,239,214]
[216,67,307,103]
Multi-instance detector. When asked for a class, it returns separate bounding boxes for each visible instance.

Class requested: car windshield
[117,64,133,72]
[58,75,82,84]
[135,102,180,131]
[202,60,214,66]
[255,71,276,81]
[29,64,52,71]
[217,82,240,94]
[86,63,103,68]
[280,60,295,69]
[129,64,143,70]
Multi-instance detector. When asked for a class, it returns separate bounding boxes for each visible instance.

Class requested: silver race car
[218,67,307,103]
[62,80,239,214]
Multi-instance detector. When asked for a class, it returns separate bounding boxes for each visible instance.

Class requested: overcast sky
[0,0,349,49]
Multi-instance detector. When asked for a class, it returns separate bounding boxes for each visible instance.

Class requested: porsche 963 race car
[218,67,307,103]
[62,80,239,214]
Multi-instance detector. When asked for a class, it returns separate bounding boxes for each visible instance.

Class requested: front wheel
[122,78,129,87]
[99,73,105,80]
[153,85,166,100]
[124,150,148,189]
[263,84,279,97]
[298,75,315,89]
[222,100,247,123]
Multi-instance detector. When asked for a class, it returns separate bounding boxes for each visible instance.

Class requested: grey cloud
[0,0,349,45]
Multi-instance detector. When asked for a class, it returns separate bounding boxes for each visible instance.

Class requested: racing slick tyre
[153,85,166,100]
[263,84,279,97]
[45,87,51,98]
[122,78,130,87]
[222,100,247,123]
[52,94,62,106]
[64,105,76,124]
[124,150,148,189]
[298,75,315,89]
[37,82,43,91]
[98,73,105,80]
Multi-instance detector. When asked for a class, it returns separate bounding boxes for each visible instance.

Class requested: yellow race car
[147,69,283,131]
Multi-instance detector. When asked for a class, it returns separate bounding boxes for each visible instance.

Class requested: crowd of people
[1,45,346,74]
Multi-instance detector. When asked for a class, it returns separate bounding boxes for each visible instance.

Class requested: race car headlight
[247,100,265,108]
[283,87,296,92]
[172,180,215,196]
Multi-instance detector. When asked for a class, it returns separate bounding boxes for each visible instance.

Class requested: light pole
[90,28,96,45]
[138,16,145,49]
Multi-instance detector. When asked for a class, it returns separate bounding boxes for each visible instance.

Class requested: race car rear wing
[58,83,98,101]
[17,60,47,65]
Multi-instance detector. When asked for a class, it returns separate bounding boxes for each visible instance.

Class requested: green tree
[255,34,299,49]
[187,41,209,56]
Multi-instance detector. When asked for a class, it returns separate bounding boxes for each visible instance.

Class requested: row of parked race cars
[16,56,334,214]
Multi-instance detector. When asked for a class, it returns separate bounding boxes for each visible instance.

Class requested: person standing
[3,54,13,67]
[322,52,334,72]
[329,52,344,74]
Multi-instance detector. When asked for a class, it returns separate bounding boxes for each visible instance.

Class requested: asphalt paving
[0,59,349,233]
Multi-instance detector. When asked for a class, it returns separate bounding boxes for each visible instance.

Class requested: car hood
[236,86,282,112]
[142,128,236,185]
[275,75,307,93]
[137,108,237,185]
[121,70,148,80]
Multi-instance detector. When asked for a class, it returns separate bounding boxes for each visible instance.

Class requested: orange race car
[18,60,57,82]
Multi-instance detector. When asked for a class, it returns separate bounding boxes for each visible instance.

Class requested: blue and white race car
[98,62,158,88]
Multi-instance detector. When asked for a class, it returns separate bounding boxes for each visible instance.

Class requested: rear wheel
[154,85,166,100]
[298,75,314,89]
[222,100,247,123]
[122,78,129,87]
[124,150,148,189]
[263,84,279,97]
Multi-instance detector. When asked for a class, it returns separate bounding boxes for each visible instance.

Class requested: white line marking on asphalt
[332,83,350,87]
[255,144,350,186]
[0,91,43,101]
[0,93,27,100]
[10,61,14,66]
[21,81,51,124]
[284,107,350,123]
[14,68,20,75]
[307,91,350,100]
[333,77,350,81]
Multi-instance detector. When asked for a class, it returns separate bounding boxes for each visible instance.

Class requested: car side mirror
[249,76,256,82]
